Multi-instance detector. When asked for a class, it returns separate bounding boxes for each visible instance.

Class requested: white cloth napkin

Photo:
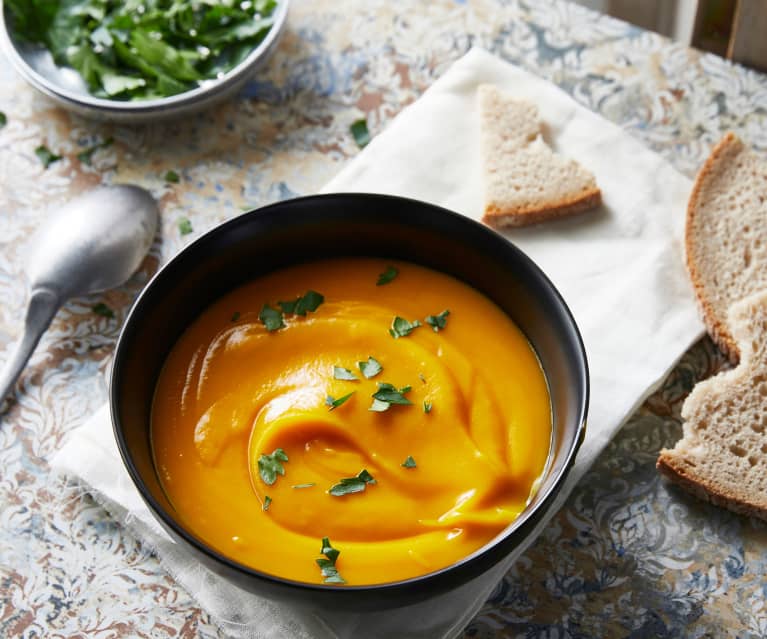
[51,47,704,638]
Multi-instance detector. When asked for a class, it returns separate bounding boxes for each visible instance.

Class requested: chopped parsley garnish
[326,392,355,411]
[258,448,288,486]
[425,309,450,332]
[164,169,180,183]
[292,483,316,489]
[369,383,412,411]
[77,137,113,165]
[389,316,421,338]
[358,356,383,379]
[329,469,376,496]
[0,112,6,128]
[350,118,371,149]
[333,366,358,381]
[316,537,345,584]
[259,304,285,332]
[178,217,193,235]
[92,302,115,318]
[262,496,272,511]
[401,456,417,468]
[231,311,241,322]
[376,265,398,286]
[278,290,324,316]
[35,145,61,168]
[423,400,432,414]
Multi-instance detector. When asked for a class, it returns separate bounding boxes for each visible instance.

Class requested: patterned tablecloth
[2,1,767,637]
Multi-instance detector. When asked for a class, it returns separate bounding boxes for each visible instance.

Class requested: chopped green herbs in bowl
[0,0,288,122]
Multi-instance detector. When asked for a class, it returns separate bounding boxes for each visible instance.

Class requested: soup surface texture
[151,258,551,585]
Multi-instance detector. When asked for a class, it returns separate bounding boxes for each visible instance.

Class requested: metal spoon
[0,185,159,406]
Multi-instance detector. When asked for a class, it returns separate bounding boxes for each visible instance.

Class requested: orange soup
[151,258,551,585]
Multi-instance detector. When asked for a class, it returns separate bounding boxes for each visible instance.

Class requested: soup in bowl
[112,193,587,610]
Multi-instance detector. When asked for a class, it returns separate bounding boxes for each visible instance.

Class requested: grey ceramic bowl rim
[110,193,590,602]
[0,0,289,116]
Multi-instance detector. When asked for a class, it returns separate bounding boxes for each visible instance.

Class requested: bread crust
[483,187,601,228]
[656,451,767,521]
[684,132,743,364]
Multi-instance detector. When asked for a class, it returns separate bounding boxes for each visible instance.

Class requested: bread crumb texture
[478,84,601,227]
[658,290,767,520]
[685,132,767,363]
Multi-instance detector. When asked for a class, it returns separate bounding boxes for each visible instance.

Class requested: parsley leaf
[329,469,376,496]
[278,290,324,316]
[425,309,450,332]
[292,483,316,489]
[258,448,288,485]
[77,137,113,165]
[376,265,398,286]
[389,316,421,338]
[350,118,371,148]
[262,495,272,511]
[401,456,417,468]
[369,398,391,412]
[0,112,6,128]
[358,356,383,379]
[316,537,346,584]
[372,382,413,406]
[259,304,285,332]
[423,400,432,414]
[92,302,114,318]
[326,392,355,411]
[164,169,180,183]
[35,145,61,168]
[178,217,193,235]
[333,366,358,381]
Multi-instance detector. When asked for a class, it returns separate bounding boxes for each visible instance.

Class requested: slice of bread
[685,132,767,364]
[657,290,767,521]
[478,84,601,228]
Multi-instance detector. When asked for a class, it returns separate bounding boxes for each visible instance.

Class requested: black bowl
[111,193,588,612]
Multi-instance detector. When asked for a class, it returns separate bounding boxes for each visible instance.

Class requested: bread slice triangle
[685,132,767,364]
[657,289,767,520]
[478,84,601,228]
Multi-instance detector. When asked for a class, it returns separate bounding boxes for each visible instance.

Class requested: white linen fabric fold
[51,48,704,638]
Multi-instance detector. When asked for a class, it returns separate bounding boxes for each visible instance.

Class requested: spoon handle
[0,288,61,409]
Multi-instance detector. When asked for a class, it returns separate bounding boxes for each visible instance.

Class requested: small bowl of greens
[0,0,288,122]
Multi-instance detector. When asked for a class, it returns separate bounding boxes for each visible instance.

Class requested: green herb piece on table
[164,170,180,183]
[329,469,376,497]
[376,265,398,286]
[258,448,288,485]
[3,0,279,101]
[177,217,193,235]
[316,537,346,584]
[259,304,285,332]
[262,495,272,511]
[389,316,421,338]
[425,309,450,332]
[350,118,371,148]
[423,401,432,414]
[333,366,358,381]
[35,145,61,168]
[92,302,115,318]
[77,137,113,165]
[358,356,383,379]
[326,392,355,411]
[401,456,417,468]
[0,112,7,128]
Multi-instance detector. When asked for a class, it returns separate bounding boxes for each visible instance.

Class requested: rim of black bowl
[0,0,289,116]
[111,192,589,601]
